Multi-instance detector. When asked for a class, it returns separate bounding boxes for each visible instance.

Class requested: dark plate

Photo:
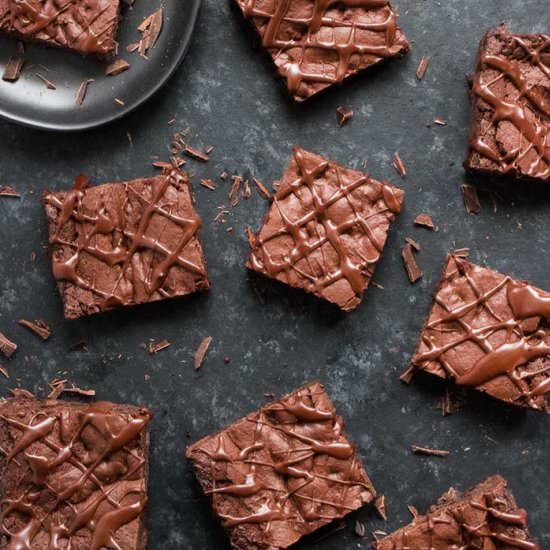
[0,0,201,131]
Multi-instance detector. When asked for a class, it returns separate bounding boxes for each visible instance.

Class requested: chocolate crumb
[36,73,56,89]
[68,340,88,351]
[375,495,387,521]
[18,319,51,341]
[411,445,450,457]
[10,388,34,398]
[416,56,430,80]
[246,226,256,248]
[0,186,20,198]
[114,98,126,106]
[433,117,447,126]
[392,153,406,177]
[200,179,217,190]
[152,161,173,170]
[414,213,435,230]
[402,243,422,283]
[183,145,210,162]
[75,79,94,107]
[223,357,231,364]
[336,105,353,127]
[405,237,421,252]
[253,178,271,200]
[147,339,171,354]
[204,145,215,154]
[194,336,212,370]
[2,56,24,82]
[242,179,252,199]
[0,363,8,378]
[0,332,17,358]
[354,521,366,538]
[461,184,481,214]
[453,247,470,258]
[105,58,130,76]
[229,176,242,207]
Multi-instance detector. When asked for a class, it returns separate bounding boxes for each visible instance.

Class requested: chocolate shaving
[246,226,256,248]
[152,161,173,170]
[59,385,96,397]
[194,336,212,370]
[2,56,24,82]
[242,179,252,199]
[10,388,34,398]
[405,237,421,252]
[411,445,450,457]
[36,73,56,89]
[229,176,242,207]
[200,179,217,190]
[461,184,481,214]
[253,178,271,200]
[0,186,20,198]
[147,339,171,354]
[0,364,8,378]
[453,247,470,258]
[75,79,93,107]
[0,332,17,358]
[414,213,435,230]
[183,145,209,162]
[105,58,130,76]
[354,521,366,538]
[437,387,467,416]
[18,319,51,341]
[68,340,88,351]
[374,495,387,521]
[433,117,447,126]
[336,105,353,127]
[402,243,422,283]
[204,145,214,154]
[416,56,429,80]
[138,8,164,56]
[392,153,406,177]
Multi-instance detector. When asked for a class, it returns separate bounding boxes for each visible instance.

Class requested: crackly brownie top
[234,0,409,101]
[186,382,375,550]
[375,475,539,550]
[43,170,209,319]
[466,26,550,181]
[0,0,120,55]
[247,147,403,311]
[412,254,550,412]
[0,397,151,549]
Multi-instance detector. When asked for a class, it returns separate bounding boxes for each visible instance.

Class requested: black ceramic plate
[0,0,201,131]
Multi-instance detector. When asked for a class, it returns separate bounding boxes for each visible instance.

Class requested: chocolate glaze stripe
[0,401,150,549]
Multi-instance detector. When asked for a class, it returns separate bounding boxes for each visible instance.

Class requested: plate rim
[0,0,202,133]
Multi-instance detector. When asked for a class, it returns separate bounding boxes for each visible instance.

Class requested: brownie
[0,396,151,549]
[464,26,550,183]
[374,475,539,550]
[186,381,376,550]
[233,0,410,101]
[411,254,550,412]
[0,0,120,55]
[247,147,404,311]
[43,169,210,319]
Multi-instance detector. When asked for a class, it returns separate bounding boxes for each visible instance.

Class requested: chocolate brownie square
[0,396,151,549]
[374,475,539,549]
[0,0,121,55]
[43,170,210,319]
[464,26,550,183]
[411,254,550,412]
[186,381,376,550]
[247,147,403,311]
[233,0,410,101]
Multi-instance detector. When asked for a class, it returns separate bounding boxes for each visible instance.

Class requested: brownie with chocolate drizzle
[186,382,376,550]
[411,254,550,412]
[0,0,121,55]
[42,169,210,319]
[464,26,550,183]
[0,396,151,549]
[233,0,410,101]
[374,475,539,549]
[247,147,404,312]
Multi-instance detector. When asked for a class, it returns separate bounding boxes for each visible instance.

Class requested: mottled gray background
[0,0,549,548]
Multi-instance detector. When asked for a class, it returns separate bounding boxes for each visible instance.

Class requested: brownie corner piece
[186,381,375,550]
[464,25,550,183]
[234,0,410,101]
[0,396,151,549]
[374,475,539,550]
[411,253,550,412]
[247,147,403,311]
[42,170,209,319]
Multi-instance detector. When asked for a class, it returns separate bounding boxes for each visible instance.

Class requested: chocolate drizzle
[0,0,120,55]
[0,397,151,549]
[186,382,375,550]
[465,26,550,181]
[412,255,550,411]
[247,147,403,311]
[43,170,209,319]
[235,0,409,101]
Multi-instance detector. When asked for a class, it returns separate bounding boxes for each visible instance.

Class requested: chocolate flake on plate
[375,495,388,521]
[354,521,366,538]
[392,153,407,177]
[402,242,422,283]
[0,332,17,358]
[200,179,217,190]
[405,237,421,252]
[0,186,20,198]
[105,59,130,76]
[138,8,164,57]
[183,145,209,162]
[461,184,481,214]
[2,56,24,82]
[416,56,429,80]
[75,79,93,107]
[414,213,435,229]
[147,339,171,354]
[242,179,252,199]
[411,444,450,457]
[35,73,56,90]
[229,175,242,206]
[336,105,354,127]
[0,364,8,378]
[253,177,271,200]
[433,117,447,126]
[194,336,212,370]
[18,319,51,341]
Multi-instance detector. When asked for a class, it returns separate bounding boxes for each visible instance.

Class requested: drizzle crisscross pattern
[235,0,409,100]
[248,147,403,311]
[187,382,375,550]
[0,398,150,549]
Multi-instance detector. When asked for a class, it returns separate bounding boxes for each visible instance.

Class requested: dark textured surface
[0,0,549,549]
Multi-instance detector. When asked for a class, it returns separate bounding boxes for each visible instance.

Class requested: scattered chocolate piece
[35,73,56,90]
[392,153,407,177]
[138,8,164,57]
[204,145,215,154]
[9,388,34,398]
[336,105,353,127]
[17,319,51,341]
[402,242,422,283]
[411,445,450,457]
[147,339,171,354]
[2,56,24,82]
[68,340,88,351]
[416,56,430,80]
[75,79,93,107]
[152,160,173,170]
[437,387,467,416]
[114,96,125,106]
[407,505,419,519]
[126,42,139,53]
[242,179,252,199]
[0,364,8,378]
[433,117,447,126]
[214,206,229,224]
[253,177,271,200]
[354,520,366,538]
[229,175,242,207]
[461,183,481,214]
[374,476,539,550]
[245,226,256,248]
[248,147,403,311]
[411,254,550,412]
[58,385,96,397]
[0,186,20,198]
[413,213,435,230]
[186,382,376,549]
[200,179,217,190]
[0,332,17,358]
[105,58,130,76]
[405,237,421,252]
[194,336,212,370]
[452,247,470,258]
[183,145,209,162]
[375,495,388,521]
